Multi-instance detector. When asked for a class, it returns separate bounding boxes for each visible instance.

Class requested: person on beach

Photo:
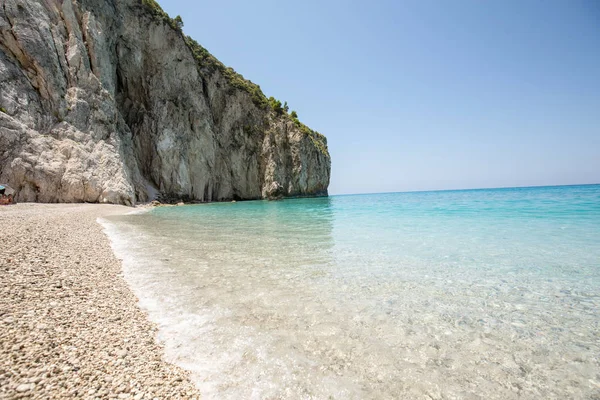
[0,184,15,205]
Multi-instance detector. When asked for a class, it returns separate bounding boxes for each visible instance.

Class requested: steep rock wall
[0,0,330,205]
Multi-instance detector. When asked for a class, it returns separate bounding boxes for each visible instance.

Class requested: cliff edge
[0,0,331,205]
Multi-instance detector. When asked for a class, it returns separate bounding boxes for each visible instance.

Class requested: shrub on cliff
[183,36,268,109]
[173,15,184,30]
[141,0,170,23]
[268,97,284,114]
[289,115,328,155]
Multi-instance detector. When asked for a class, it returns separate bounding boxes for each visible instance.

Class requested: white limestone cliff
[0,0,330,205]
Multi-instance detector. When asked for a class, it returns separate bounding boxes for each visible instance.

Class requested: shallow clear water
[101,185,600,399]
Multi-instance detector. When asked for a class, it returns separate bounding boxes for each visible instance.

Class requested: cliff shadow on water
[0,0,330,205]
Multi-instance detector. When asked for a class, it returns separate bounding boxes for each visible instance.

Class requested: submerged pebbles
[0,204,201,399]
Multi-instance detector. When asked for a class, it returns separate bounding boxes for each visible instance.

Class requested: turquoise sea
[101,184,600,399]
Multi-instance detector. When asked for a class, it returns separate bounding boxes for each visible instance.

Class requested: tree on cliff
[174,15,184,30]
[268,97,284,114]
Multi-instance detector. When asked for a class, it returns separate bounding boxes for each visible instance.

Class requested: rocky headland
[0,0,331,205]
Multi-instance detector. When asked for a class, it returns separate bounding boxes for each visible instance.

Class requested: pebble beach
[0,204,201,399]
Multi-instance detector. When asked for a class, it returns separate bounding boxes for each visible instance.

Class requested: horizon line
[330,182,600,197]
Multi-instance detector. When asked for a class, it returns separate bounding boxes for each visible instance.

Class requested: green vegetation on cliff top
[139,0,328,155]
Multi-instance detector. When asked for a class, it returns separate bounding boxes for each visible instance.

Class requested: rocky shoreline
[0,204,201,399]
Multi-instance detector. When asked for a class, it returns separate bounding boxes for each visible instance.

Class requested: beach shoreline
[0,203,200,399]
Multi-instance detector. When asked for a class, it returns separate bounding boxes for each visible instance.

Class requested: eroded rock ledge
[0,0,331,205]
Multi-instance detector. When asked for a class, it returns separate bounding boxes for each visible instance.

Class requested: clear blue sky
[160,0,600,195]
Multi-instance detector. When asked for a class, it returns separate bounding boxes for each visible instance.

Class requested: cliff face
[0,0,330,205]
